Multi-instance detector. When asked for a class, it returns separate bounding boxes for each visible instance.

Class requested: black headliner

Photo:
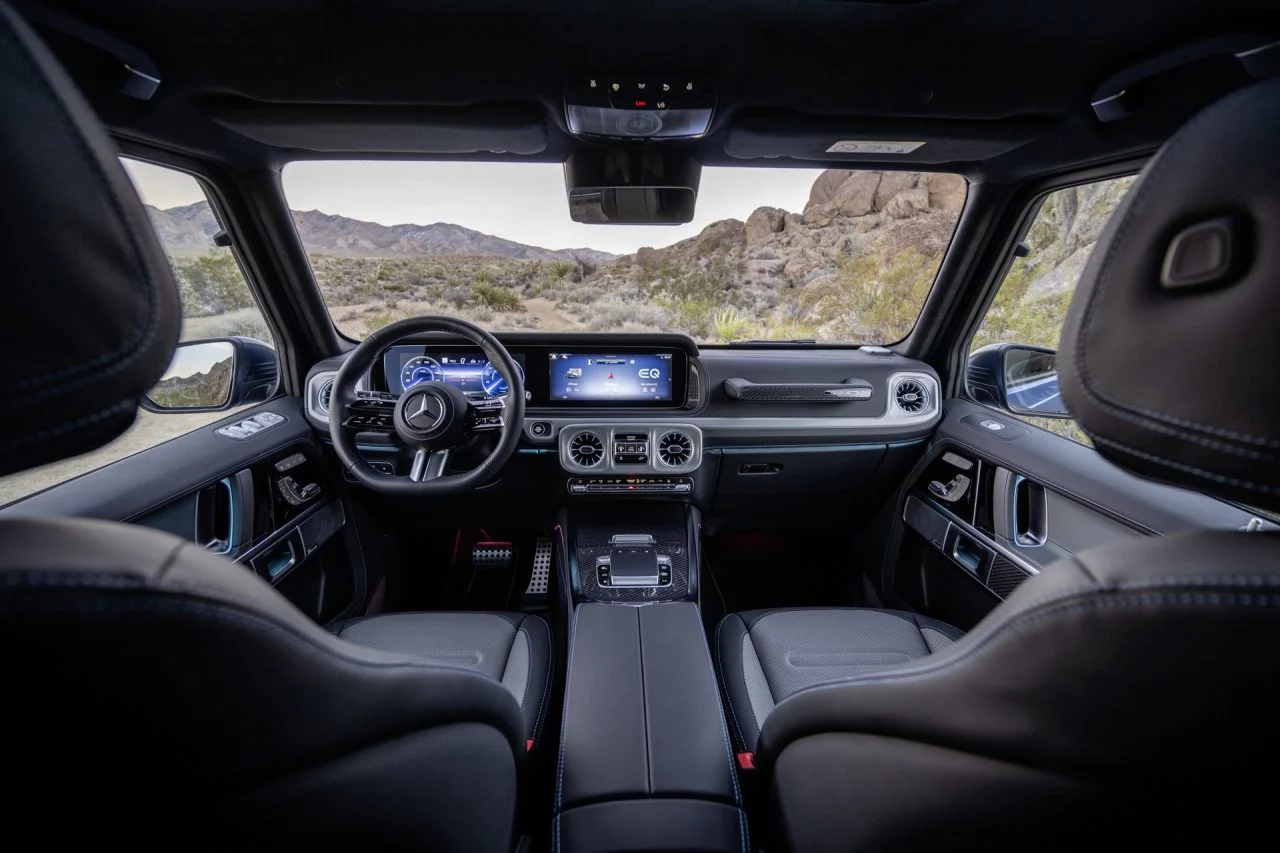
[20,0,1280,181]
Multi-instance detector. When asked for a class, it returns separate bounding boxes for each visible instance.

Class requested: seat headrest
[1059,78,1280,511]
[0,4,180,478]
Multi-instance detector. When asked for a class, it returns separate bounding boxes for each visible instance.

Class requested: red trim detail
[526,738,535,752]
[736,752,755,770]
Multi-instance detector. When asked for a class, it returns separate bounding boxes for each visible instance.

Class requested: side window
[971,175,1137,444]
[0,159,277,505]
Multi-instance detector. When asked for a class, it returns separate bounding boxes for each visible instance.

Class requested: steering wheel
[328,316,526,495]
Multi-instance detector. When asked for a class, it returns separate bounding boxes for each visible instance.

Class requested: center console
[555,602,747,853]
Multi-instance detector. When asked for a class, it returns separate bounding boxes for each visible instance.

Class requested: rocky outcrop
[745,206,786,245]
[802,170,966,226]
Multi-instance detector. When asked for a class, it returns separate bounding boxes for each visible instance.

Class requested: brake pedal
[472,542,514,572]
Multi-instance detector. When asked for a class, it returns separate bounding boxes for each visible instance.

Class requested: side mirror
[967,343,1071,419]
[142,337,278,413]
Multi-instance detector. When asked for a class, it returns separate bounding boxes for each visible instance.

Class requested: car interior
[2,1,1280,850]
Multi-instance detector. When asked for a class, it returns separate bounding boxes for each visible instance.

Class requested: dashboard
[374,342,688,407]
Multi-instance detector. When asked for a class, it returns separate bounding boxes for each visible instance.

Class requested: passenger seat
[716,607,962,750]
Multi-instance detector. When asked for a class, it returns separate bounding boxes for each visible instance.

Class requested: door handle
[929,474,971,503]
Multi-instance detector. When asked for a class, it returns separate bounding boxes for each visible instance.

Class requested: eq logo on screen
[638,368,662,379]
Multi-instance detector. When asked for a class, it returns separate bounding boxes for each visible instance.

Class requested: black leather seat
[716,608,962,751]
[0,6,548,848]
[716,78,1280,852]
[334,611,552,740]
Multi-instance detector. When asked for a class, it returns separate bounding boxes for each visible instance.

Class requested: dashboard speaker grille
[657,431,693,467]
[894,379,929,413]
[568,431,604,468]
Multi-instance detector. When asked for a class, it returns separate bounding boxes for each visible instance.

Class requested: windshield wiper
[728,339,819,346]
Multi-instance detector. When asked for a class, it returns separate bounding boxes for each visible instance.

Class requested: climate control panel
[557,423,703,475]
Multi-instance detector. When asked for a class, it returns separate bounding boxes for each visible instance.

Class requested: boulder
[745,206,787,245]
[693,218,746,256]
[874,172,919,212]
[885,187,931,219]
[635,246,665,268]
[921,172,967,214]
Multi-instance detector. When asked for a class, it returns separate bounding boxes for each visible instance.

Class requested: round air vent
[657,431,694,467]
[318,379,334,415]
[568,431,604,468]
[894,379,929,414]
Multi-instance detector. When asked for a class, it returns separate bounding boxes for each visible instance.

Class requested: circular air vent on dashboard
[894,379,929,414]
[657,431,694,467]
[318,379,334,415]
[568,431,604,468]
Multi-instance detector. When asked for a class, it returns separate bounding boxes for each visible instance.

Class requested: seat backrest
[0,6,522,848]
[756,76,1280,852]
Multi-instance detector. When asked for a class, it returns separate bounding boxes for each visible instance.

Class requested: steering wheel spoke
[408,448,451,482]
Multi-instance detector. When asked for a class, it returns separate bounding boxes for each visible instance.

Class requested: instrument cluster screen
[549,353,674,402]
[384,347,524,398]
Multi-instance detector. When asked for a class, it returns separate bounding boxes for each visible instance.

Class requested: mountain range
[144,201,617,263]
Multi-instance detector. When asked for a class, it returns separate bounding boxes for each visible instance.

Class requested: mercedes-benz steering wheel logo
[405,392,445,429]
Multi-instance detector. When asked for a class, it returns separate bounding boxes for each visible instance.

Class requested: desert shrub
[472,269,495,286]
[659,298,716,339]
[444,285,469,308]
[470,282,524,312]
[383,283,407,293]
[798,247,936,343]
[365,310,400,332]
[712,308,755,342]
[172,251,256,316]
[548,260,575,282]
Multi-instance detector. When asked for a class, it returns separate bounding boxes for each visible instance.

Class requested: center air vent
[568,431,604,468]
[318,379,334,414]
[657,431,694,467]
[894,379,929,414]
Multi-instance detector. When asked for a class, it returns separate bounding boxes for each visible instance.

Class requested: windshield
[278,163,965,343]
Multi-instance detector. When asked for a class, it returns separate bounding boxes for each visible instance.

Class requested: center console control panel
[568,476,694,495]
[595,534,673,588]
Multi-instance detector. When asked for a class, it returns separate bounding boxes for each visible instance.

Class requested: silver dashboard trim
[305,370,369,426]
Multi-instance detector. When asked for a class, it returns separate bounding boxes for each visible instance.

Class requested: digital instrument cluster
[386,347,525,398]
[378,343,687,407]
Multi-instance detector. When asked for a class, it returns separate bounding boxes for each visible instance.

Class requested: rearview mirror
[568,187,697,224]
[564,147,700,224]
[143,337,278,413]
[967,343,1071,419]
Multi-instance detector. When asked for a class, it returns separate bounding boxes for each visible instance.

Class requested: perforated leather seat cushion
[335,612,553,743]
[716,608,963,751]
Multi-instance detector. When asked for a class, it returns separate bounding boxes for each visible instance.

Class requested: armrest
[558,602,740,806]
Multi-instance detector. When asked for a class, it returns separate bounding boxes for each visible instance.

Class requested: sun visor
[724,114,1052,165]
[206,101,548,155]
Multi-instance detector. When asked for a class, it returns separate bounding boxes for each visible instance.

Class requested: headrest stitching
[1070,87,1280,451]
[0,11,160,398]
[1090,433,1280,495]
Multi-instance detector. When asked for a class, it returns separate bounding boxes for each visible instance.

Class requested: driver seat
[0,6,548,849]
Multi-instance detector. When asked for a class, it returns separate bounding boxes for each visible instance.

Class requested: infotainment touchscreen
[549,353,674,402]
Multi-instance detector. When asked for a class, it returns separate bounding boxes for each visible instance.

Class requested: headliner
[17,0,1280,182]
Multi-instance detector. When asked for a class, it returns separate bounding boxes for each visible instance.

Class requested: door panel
[0,397,364,623]
[885,399,1274,629]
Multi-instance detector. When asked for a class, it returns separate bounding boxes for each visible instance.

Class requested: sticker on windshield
[826,140,926,155]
